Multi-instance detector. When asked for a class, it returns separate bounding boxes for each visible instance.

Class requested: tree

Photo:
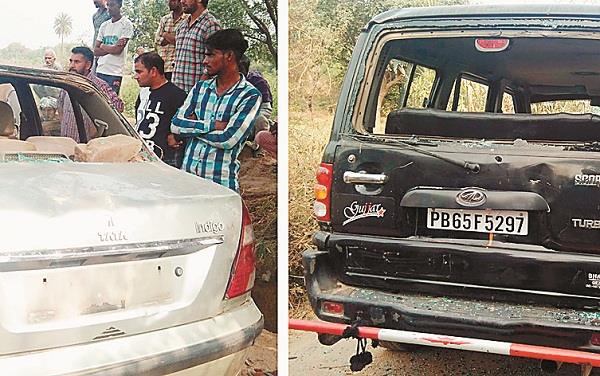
[53,13,73,55]
[290,0,468,112]
[123,0,168,51]
[122,0,277,67]
[211,0,278,67]
[315,0,466,72]
[290,0,337,113]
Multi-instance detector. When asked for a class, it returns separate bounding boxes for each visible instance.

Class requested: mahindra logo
[456,188,486,207]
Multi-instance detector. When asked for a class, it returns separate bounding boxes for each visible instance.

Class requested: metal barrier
[290,319,600,375]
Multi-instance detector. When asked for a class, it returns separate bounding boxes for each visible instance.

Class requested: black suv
[305,4,600,353]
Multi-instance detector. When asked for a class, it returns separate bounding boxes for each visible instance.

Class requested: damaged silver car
[0,65,262,375]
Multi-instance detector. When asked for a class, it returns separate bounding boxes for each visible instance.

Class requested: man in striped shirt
[154,0,187,81]
[171,29,261,192]
[172,0,221,93]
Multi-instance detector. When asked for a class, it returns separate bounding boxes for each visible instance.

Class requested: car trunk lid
[0,162,244,355]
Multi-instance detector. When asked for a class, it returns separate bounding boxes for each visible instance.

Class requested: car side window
[58,90,98,142]
[502,93,515,114]
[447,76,489,112]
[405,65,436,109]
[31,84,97,141]
[530,100,596,114]
[31,84,61,136]
[375,59,436,133]
[0,83,21,130]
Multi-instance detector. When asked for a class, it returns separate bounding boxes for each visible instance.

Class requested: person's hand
[167,134,183,149]
[215,121,227,130]
[185,112,197,120]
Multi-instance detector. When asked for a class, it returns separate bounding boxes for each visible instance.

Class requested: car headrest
[0,102,16,138]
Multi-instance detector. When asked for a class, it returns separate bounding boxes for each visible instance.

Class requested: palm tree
[53,13,73,55]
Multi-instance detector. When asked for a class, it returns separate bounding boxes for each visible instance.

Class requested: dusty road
[243,330,277,376]
[289,331,600,376]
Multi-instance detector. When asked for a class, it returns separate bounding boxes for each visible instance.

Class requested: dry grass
[239,153,278,275]
[288,110,333,316]
[246,193,277,273]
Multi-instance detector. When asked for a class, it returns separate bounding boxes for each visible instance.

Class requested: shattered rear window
[365,35,600,143]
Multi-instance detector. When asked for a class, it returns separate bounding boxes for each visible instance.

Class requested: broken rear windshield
[364,35,600,143]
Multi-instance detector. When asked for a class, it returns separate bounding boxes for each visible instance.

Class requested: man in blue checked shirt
[171,29,262,192]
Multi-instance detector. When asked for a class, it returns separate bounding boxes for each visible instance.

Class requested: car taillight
[314,163,333,221]
[591,333,600,346]
[225,203,256,299]
[321,301,344,317]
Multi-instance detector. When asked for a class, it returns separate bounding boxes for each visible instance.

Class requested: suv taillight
[225,203,256,299]
[314,163,333,221]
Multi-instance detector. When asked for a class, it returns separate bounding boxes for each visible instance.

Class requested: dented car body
[305,5,600,352]
[0,66,262,375]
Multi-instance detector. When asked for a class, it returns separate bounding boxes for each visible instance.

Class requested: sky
[3,0,600,50]
[0,0,95,49]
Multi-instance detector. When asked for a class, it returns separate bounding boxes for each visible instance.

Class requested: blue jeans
[96,73,122,95]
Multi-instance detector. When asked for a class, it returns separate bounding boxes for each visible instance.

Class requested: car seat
[0,101,16,138]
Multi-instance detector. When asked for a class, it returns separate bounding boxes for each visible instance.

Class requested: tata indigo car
[0,65,262,375]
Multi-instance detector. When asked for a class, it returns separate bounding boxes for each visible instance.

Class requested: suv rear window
[363,35,600,142]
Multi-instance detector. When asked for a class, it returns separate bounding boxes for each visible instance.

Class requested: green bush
[120,75,140,120]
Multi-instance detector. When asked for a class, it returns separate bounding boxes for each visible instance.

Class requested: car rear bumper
[303,246,600,351]
[313,230,600,308]
[0,299,263,375]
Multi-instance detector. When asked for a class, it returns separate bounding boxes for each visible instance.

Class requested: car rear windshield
[365,35,600,142]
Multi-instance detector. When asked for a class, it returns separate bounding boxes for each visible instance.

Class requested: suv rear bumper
[316,231,600,308]
[304,246,600,351]
[0,299,263,375]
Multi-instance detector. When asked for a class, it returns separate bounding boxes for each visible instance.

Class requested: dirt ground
[244,330,278,376]
[239,148,278,333]
[289,329,600,376]
[239,149,278,375]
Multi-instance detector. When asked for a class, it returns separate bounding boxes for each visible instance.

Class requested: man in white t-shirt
[93,0,133,95]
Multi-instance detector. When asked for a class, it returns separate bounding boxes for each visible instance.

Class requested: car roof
[372,4,600,25]
[0,64,97,93]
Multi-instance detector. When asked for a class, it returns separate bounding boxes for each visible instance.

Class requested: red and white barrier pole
[289,319,600,367]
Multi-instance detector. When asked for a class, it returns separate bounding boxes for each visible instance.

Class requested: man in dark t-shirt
[134,52,187,167]
[239,55,273,135]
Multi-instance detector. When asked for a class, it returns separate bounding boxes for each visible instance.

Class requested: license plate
[427,208,528,235]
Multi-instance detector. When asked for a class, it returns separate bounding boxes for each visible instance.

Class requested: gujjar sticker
[343,201,387,226]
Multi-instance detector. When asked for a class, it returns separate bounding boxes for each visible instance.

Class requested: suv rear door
[322,31,600,309]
